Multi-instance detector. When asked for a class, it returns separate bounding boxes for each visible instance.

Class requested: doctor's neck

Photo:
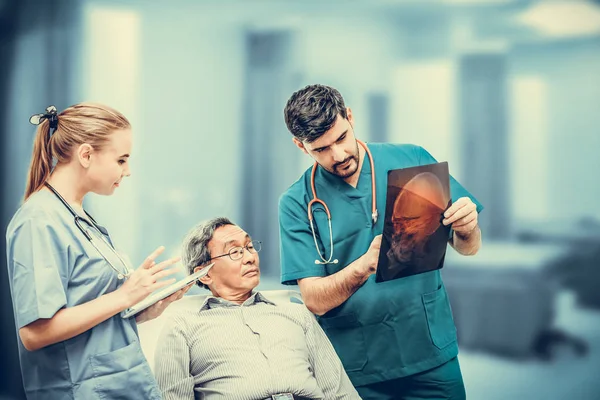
[342,142,366,188]
[45,164,88,209]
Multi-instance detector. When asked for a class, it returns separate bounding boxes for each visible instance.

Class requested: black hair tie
[29,105,59,136]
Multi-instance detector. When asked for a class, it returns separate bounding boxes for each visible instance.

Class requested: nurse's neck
[343,143,366,188]
[45,164,88,212]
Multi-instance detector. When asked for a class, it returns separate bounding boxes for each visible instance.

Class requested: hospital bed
[516,219,600,309]
[442,242,570,357]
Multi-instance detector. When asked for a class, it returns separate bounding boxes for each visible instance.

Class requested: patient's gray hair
[181,217,235,290]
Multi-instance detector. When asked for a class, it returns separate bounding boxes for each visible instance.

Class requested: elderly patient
[154,217,360,400]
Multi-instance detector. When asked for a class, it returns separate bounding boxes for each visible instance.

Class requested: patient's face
[205,225,261,296]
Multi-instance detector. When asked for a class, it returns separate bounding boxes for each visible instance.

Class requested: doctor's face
[201,225,261,297]
[86,128,132,195]
[295,111,360,180]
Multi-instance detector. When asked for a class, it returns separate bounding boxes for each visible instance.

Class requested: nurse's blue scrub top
[5,190,161,400]
[278,143,483,387]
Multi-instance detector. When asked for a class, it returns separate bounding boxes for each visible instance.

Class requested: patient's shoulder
[161,307,200,333]
[271,301,317,327]
[274,301,308,312]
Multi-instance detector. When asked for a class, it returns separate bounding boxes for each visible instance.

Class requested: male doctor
[278,84,483,400]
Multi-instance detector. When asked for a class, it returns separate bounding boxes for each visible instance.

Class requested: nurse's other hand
[135,283,193,324]
[442,197,478,236]
[118,246,181,308]
[360,235,382,277]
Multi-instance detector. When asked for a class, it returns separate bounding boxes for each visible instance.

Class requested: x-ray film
[376,162,452,283]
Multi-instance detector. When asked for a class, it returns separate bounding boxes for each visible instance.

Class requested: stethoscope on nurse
[29,106,179,297]
[31,107,150,278]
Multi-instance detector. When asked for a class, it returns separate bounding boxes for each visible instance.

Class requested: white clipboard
[121,263,214,319]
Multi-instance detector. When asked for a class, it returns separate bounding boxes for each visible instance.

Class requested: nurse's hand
[118,246,181,308]
[135,283,194,324]
[359,234,382,277]
[442,197,478,237]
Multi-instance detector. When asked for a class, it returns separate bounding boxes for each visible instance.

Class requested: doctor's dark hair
[283,84,348,143]
[24,102,131,201]
[181,217,235,290]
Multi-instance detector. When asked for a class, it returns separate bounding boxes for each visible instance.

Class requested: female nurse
[5,103,186,399]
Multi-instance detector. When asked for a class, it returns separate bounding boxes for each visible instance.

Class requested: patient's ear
[195,265,212,286]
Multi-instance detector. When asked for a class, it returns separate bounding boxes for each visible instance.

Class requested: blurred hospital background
[1,0,600,398]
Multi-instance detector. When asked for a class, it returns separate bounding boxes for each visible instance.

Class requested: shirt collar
[199,291,276,312]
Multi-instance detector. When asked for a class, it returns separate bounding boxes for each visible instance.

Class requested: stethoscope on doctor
[308,139,377,266]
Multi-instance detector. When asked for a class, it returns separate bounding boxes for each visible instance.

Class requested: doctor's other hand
[359,235,382,278]
[117,246,180,309]
[135,283,193,324]
[442,197,478,236]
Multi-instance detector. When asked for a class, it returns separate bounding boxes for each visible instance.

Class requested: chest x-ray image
[376,162,452,283]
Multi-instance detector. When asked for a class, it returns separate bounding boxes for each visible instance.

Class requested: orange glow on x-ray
[388,172,449,265]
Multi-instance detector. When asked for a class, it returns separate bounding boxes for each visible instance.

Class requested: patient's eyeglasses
[208,240,262,262]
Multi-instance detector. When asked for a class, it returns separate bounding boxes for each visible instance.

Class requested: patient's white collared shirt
[154,292,359,400]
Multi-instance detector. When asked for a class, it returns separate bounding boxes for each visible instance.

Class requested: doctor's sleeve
[154,316,195,400]
[7,218,69,329]
[278,193,328,285]
[303,309,360,399]
[416,146,484,214]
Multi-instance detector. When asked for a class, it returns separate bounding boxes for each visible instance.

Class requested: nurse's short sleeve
[416,146,484,213]
[8,218,69,328]
[278,193,327,285]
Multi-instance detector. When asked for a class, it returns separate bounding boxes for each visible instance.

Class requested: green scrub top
[278,143,483,387]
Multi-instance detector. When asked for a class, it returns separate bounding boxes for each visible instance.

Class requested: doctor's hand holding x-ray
[298,233,384,316]
[5,103,187,399]
[443,196,482,256]
[361,234,383,276]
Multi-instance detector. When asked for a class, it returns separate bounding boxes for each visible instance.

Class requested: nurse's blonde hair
[24,102,131,201]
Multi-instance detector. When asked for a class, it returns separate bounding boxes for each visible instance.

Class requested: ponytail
[23,102,130,202]
[24,120,54,201]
